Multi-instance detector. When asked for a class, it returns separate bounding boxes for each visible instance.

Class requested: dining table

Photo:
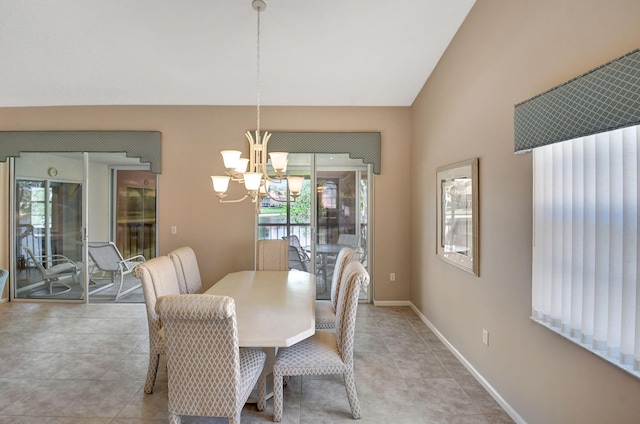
[205,269,316,401]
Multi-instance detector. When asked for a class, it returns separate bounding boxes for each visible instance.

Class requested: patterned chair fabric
[168,246,203,294]
[272,261,370,421]
[132,255,181,394]
[256,239,289,271]
[315,247,359,330]
[156,294,267,424]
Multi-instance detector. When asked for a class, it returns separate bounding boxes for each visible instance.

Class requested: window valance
[268,131,381,174]
[0,131,162,173]
[514,49,640,153]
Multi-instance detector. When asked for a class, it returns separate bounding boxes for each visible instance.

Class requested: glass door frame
[9,153,158,303]
[9,153,89,303]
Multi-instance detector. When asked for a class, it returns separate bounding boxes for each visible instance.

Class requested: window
[531,125,639,378]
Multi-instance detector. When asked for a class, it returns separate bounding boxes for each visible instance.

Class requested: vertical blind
[532,124,640,377]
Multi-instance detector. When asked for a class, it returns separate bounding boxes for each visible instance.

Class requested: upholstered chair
[272,261,370,421]
[156,294,266,424]
[315,247,359,330]
[168,246,203,294]
[132,255,181,394]
[256,239,289,271]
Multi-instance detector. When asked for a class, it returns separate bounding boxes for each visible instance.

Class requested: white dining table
[205,269,316,347]
[205,269,316,401]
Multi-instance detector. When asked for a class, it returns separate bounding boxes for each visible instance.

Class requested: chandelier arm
[262,187,297,203]
[217,194,252,203]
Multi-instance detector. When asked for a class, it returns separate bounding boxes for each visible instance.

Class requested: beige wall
[0,105,411,300]
[410,0,640,423]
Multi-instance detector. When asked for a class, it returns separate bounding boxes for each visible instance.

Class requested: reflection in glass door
[115,169,157,260]
[315,155,370,301]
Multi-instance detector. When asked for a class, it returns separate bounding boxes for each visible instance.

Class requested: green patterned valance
[0,131,162,173]
[268,131,381,174]
[514,49,640,153]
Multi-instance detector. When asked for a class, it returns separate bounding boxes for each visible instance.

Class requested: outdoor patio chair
[22,244,78,296]
[87,241,145,301]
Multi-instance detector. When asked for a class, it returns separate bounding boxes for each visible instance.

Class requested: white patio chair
[22,244,78,296]
[87,241,145,301]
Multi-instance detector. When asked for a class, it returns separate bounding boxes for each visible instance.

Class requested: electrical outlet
[171,226,177,235]
[482,329,489,346]
[390,272,396,282]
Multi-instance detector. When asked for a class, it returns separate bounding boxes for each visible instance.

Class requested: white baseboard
[406,302,527,424]
[372,299,412,307]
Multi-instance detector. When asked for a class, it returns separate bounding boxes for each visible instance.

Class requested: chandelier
[211,0,303,204]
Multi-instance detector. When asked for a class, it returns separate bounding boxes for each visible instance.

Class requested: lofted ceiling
[0,0,475,108]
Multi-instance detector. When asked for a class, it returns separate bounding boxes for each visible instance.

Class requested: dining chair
[256,239,289,271]
[168,246,203,294]
[87,241,146,301]
[0,268,9,299]
[132,255,182,394]
[156,293,267,424]
[315,247,359,330]
[272,261,370,422]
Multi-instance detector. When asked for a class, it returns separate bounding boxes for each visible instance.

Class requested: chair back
[330,247,359,311]
[337,233,358,247]
[88,242,126,272]
[288,246,310,272]
[21,245,47,275]
[334,261,369,365]
[256,239,289,271]
[168,246,203,294]
[156,294,244,418]
[132,256,181,349]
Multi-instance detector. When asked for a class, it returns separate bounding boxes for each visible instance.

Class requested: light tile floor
[0,301,515,423]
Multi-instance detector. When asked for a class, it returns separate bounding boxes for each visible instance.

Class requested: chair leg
[144,352,160,394]
[257,374,266,411]
[343,371,362,419]
[273,372,284,422]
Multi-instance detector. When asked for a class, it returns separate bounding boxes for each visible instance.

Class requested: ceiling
[0,0,475,108]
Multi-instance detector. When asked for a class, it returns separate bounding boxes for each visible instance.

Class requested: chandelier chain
[256,4,261,138]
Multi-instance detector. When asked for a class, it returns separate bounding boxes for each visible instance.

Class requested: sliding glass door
[258,153,372,301]
[11,152,157,302]
[13,153,85,300]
